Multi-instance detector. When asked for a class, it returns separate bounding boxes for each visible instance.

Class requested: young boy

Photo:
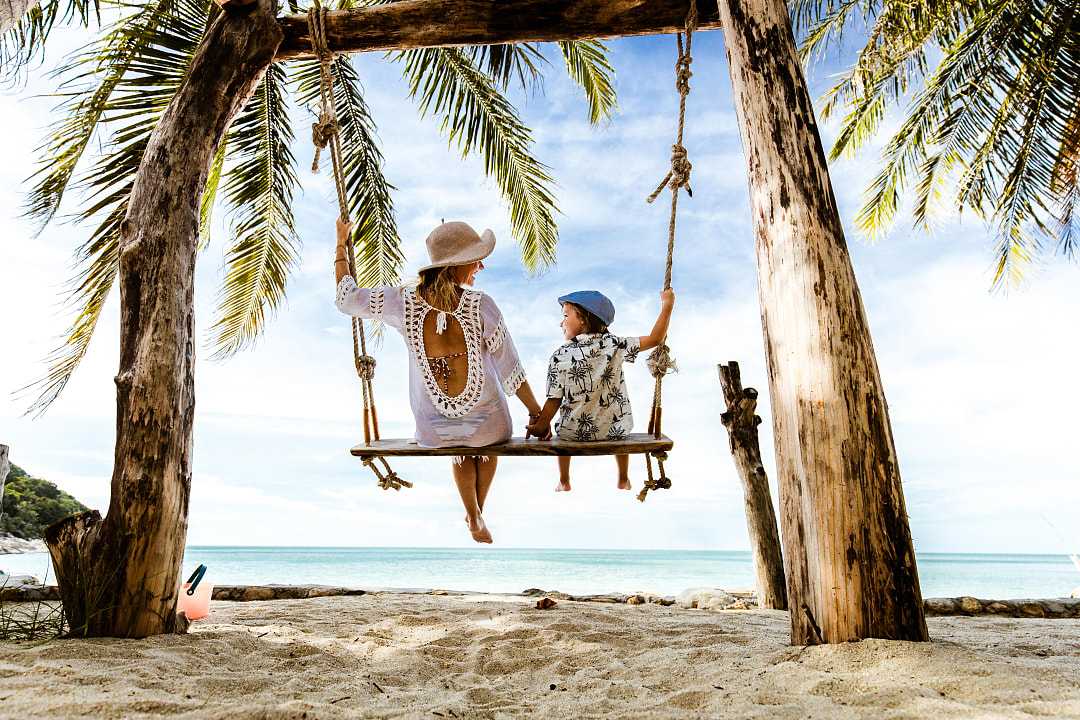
[527,288,675,491]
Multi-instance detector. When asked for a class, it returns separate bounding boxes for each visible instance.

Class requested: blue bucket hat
[558,290,615,327]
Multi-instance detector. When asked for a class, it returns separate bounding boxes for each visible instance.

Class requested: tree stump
[717,362,786,610]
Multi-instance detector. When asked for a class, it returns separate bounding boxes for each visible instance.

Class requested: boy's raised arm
[639,288,676,351]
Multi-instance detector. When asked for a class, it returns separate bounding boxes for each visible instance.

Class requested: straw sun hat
[418,221,496,273]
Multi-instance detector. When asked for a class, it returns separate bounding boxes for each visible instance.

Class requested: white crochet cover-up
[336,276,527,448]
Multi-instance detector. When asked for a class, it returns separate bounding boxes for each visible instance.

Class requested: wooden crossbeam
[275,0,721,61]
[351,433,673,458]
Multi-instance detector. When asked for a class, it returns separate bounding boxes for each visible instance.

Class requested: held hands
[526,413,552,441]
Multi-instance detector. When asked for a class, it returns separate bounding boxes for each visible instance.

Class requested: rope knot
[356,354,377,381]
[647,343,678,379]
[645,143,693,204]
[310,112,338,173]
[669,143,692,196]
[675,53,693,96]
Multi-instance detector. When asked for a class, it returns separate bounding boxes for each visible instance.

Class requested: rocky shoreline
[3,581,1080,618]
[0,534,46,555]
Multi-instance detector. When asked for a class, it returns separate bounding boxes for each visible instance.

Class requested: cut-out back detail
[405,287,485,418]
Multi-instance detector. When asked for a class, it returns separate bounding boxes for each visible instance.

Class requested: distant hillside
[1,464,88,540]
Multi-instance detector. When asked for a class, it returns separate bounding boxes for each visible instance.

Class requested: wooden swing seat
[351,433,673,459]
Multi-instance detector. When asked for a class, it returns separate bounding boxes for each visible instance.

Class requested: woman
[334,218,545,544]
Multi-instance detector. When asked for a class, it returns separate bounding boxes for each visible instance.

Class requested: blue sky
[1,26,1077,553]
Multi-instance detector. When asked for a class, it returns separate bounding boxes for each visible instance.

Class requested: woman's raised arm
[334,217,352,285]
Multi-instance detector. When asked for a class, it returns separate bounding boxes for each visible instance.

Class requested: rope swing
[312,2,693,502]
[636,2,697,503]
[309,2,410,492]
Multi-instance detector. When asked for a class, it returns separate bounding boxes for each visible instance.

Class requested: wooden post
[717,0,927,644]
[42,0,282,638]
[717,362,786,610]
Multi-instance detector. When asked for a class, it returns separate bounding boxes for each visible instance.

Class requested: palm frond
[210,63,300,358]
[21,0,210,413]
[199,138,227,250]
[468,43,548,93]
[292,55,402,287]
[799,0,1079,285]
[21,203,123,416]
[1051,99,1079,256]
[24,0,176,228]
[558,40,617,124]
[1,0,99,78]
[396,47,559,271]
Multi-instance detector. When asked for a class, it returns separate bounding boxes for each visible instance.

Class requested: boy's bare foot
[468,514,493,544]
[555,480,572,492]
[617,477,632,490]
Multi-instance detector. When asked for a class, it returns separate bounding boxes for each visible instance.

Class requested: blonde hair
[417,266,462,311]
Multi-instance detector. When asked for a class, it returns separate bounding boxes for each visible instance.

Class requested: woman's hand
[336,217,353,245]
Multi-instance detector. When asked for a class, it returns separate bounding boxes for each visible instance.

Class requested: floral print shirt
[545,333,641,442]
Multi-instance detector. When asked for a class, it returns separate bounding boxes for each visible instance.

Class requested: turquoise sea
[4,548,1078,599]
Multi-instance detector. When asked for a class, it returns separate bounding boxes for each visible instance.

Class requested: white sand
[1,593,1079,719]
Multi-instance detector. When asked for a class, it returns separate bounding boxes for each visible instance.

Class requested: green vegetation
[792,0,1079,286]
[1,464,87,540]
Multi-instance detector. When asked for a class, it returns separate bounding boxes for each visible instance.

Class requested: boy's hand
[660,288,675,308]
[336,217,353,242]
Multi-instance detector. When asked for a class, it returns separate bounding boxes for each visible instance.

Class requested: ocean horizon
[4,547,1078,599]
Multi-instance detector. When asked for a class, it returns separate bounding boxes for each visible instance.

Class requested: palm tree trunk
[1,0,37,36]
[716,0,928,644]
[42,1,282,638]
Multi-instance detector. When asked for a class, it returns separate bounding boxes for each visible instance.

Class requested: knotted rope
[639,3,697,502]
[309,3,402,489]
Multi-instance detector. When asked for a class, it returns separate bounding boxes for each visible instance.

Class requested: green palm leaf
[794,0,1079,286]
[21,0,210,413]
[1,0,99,78]
[468,43,547,93]
[292,55,402,287]
[199,138,227,249]
[396,47,559,271]
[24,0,176,228]
[558,40,617,124]
[210,63,300,358]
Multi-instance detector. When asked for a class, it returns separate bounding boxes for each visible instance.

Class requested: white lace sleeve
[334,279,404,331]
[480,294,526,396]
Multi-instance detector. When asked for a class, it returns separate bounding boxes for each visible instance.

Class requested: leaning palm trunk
[43,0,281,638]
[1,0,37,35]
[717,0,928,644]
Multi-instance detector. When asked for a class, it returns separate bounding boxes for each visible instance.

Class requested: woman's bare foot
[467,514,493,544]
[617,477,632,490]
[555,479,572,492]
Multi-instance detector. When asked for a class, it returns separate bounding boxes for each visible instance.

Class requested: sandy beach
[0,593,1078,719]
